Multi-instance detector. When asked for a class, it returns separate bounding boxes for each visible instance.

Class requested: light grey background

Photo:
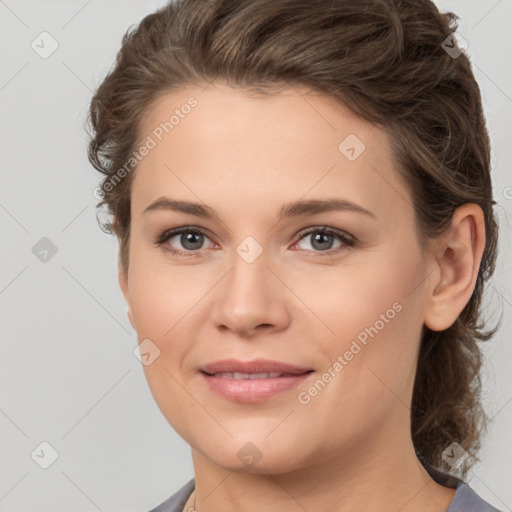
[0,1,510,511]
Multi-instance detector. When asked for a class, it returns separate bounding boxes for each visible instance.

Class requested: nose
[210,249,291,339]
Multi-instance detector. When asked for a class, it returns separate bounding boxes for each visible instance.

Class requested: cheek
[304,250,422,344]
[291,265,425,452]
[313,247,426,395]
[127,253,195,339]
[127,262,200,434]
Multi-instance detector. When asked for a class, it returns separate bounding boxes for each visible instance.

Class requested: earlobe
[423,204,486,332]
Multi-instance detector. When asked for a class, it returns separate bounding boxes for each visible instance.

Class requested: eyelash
[155,225,356,258]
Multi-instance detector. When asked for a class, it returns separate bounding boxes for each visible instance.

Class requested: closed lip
[200,358,313,376]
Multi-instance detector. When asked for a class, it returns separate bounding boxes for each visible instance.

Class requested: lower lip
[200,371,314,403]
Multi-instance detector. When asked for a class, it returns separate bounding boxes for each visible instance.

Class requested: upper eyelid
[157,226,215,244]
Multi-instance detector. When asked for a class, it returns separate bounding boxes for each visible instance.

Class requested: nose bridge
[226,238,274,305]
[211,238,288,334]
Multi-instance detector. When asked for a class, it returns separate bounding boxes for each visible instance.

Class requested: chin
[193,433,312,475]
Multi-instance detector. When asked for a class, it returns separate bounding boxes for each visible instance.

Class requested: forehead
[133,84,412,226]
[139,83,379,152]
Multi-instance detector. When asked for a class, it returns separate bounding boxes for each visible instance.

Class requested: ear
[423,203,486,332]
[118,263,135,329]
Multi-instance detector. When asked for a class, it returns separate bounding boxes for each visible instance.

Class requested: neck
[186,411,456,512]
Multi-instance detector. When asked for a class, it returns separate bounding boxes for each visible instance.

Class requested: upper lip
[200,358,313,375]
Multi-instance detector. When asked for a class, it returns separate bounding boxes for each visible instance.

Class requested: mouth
[198,359,315,402]
[201,370,313,379]
[200,357,313,376]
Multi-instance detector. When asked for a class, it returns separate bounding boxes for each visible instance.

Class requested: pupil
[182,232,203,250]
[312,233,333,251]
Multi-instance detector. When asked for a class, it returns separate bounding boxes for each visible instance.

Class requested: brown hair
[86,0,499,478]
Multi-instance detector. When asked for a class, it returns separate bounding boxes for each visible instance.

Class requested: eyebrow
[143,197,376,221]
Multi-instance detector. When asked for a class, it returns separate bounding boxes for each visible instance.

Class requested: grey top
[147,474,503,512]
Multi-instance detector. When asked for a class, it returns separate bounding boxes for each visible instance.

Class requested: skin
[119,83,486,512]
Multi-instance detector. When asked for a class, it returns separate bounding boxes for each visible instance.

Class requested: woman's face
[120,83,434,473]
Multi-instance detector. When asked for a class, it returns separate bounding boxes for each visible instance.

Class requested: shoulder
[425,463,503,512]
[147,478,195,512]
[145,474,503,512]
[448,482,503,512]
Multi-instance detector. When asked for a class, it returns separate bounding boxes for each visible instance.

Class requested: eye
[292,226,355,255]
[156,226,215,257]
[155,225,356,257]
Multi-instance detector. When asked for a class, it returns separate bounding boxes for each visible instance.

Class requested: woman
[86,0,502,510]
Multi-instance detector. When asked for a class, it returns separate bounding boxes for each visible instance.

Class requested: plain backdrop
[0,1,511,511]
